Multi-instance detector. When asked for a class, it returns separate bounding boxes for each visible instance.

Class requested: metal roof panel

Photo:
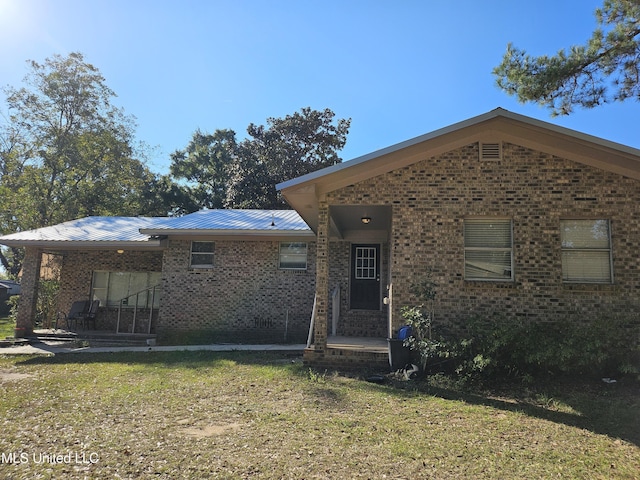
[141,209,311,234]
[0,216,164,244]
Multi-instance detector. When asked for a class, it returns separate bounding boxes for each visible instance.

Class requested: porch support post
[312,199,330,352]
[15,247,42,337]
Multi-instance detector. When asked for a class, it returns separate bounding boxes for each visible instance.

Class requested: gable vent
[480,142,502,160]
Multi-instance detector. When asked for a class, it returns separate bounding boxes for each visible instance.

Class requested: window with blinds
[464,218,513,281]
[560,219,612,283]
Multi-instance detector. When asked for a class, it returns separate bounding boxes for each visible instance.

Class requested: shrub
[36,279,60,328]
[402,274,639,383]
[446,314,640,383]
[401,272,438,370]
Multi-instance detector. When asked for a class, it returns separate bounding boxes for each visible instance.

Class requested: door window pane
[355,247,377,279]
[91,271,161,307]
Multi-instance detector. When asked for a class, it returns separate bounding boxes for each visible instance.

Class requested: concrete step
[32,330,155,348]
[0,337,30,348]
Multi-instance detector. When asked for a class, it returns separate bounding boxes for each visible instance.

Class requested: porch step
[81,337,155,347]
[32,330,156,347]
[304,347,389,370]
[304,337,391,370]
[0,337,30,348]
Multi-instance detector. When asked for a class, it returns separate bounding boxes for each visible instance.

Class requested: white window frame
[464,218,514,281]
[560,219,613,284]
[279,242,308,270]
[190,241,215,268]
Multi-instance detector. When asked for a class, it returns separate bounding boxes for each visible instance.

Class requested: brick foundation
[303,347,389,370]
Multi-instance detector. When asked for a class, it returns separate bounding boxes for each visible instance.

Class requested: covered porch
[302,202,397,369]
[10,243,164,338]
[0,217,166,338]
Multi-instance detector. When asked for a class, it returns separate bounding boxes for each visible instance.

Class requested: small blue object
[398,325,412,340]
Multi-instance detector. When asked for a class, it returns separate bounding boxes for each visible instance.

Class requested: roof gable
[278,108,640,231]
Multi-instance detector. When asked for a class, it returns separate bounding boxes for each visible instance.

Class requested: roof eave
[0,240,163,249]
[277,107,640,195]
[276,108,509,192]
[138,228,315,237]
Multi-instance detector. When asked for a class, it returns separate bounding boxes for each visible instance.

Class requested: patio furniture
[80,300,100,330]
[56,300,88,330]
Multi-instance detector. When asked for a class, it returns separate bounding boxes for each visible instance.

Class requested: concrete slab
[0,340,306,356]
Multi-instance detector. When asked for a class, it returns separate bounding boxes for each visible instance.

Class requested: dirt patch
[0,370,33,382]
[181,422,242,438]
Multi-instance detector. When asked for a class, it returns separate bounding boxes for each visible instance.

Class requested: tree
[0,52,170,275]
[144,174,200,217]
[169,129,236,211]
[493,0,640,115]
[170,108,351,210]
[227,107,351,208]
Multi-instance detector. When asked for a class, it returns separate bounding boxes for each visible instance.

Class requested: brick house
[2,211,316,344]
[2,108,640,367]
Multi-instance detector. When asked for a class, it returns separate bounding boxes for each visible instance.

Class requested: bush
[442,315,640,383]
[402,274,639,383]
[401,273,438,370]
[36,279,60,328]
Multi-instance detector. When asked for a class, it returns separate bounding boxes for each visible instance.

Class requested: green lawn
[0,351,638,479]
[0,316,15,339]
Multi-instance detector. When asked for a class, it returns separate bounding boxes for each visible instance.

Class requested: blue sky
[0,0,637,175]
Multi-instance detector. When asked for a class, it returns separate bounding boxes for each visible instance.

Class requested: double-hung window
[190,241,215,268]
[560,219,612,283]
[279,242,308,270]
[464,218,513,281]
